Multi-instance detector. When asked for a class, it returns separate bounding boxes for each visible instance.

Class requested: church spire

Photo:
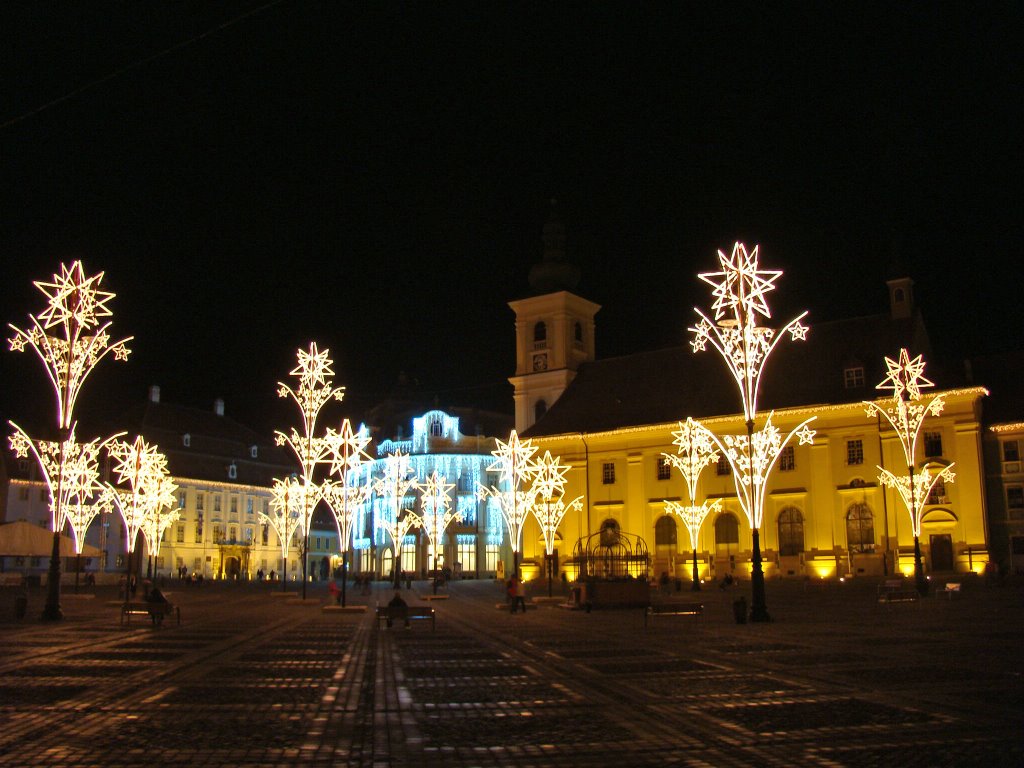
[528,199,581,295]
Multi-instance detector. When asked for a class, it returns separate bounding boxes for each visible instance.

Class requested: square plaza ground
[0,576,1021,767]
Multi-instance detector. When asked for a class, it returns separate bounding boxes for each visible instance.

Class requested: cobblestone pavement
[0,576,1021,767]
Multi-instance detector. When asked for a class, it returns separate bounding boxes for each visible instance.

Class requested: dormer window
[182,433,191,448]
[228,463,237,480]
[844,366,865,389]
[250,444,258,459]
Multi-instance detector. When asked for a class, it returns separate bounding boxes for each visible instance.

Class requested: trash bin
[732,596,747,624]
[14,595,28,620]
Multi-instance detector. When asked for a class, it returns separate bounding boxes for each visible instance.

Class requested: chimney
[214,398,225,417]
[149,385,161,404]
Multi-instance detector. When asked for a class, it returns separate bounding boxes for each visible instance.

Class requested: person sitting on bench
[386,590,408,627]
[146,586,169,627]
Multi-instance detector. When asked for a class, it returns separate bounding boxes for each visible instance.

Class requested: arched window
[599,518,620,547]
[534,399,547,423]
[777,507,804,556]
[846,502,875,553]
[655,516,677,546]
[533,321,547,343]
[714,512,739,554]
[574,321,583,344]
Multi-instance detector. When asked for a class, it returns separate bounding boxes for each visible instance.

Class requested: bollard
[732,596,747,624]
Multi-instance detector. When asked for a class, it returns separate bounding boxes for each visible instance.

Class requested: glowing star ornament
[478,430,540,577]
[529,451,582,596]
[262,477,309,578]
[418,470,460,592]
[104,436,178,558]
[864,348,954,595]
[689,243,815,622]
[374,450,422,588]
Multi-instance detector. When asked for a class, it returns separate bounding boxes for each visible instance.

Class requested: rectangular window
[214,496,222,513]
[196,494,205,512]
[847,439,864,466]
[456,535,476,572]
[230,497,238,514]
[246,498,254,515]
[485,544,501,573]
[924,431,943,458]
[602,462,615,485]
[1007,486,1024,509]
[779,445,795,471]
[229,525,237,542]
[656,457,671,481]
[1003,441,1020,462]
[176,523,185,543]
[178,491,187,509]
[716,456,731,476]
[213,524,224,544]
[262,524,269,545]
[844,367,865,388]
[244,527,253,544]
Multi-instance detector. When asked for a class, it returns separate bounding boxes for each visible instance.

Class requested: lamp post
[530,450,582,597]
[864,349,955,596]
[690,243,815,622]
[274,342,346,601]
[322,419,373,607]
[478,430,539,581]
[103,436,178,599]
[418,470,459,594]
[7,262,132,620]
[374,450,421,589]
[663,418,722,591]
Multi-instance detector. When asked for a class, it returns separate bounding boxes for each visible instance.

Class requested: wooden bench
[120,601,180,627]
[877,580,920,604]
[375,604,435,630]
[644,602,704,627]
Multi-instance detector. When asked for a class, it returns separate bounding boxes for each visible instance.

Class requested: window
[927,476,948,504]
[176,523,185,543]
[844,367,865,389]
[574,321,583,346]
[846,502,875,553]
[779,445,795,471]
[924,431,943,458]
[262,524,269,545]
[214,496,222,513]
[1003,441,1020,462]
[777,507,804,556]
[714,513,739,553]
[847,439,864,466]
[230,497,238,515]
[229,525,237,542]
[456,535,476,572]
[250,445,258,459]
[196,493,205,512]
[246,498,254,515]
[183,433,191,448]
[485,543,501,573]
[213,525,224,544]
[195,516,203,543]
[178,491,187,509]
[716,456,731,476]
[228,463,237,480]
[533,321,547,344]
[430,416,443,437]
[656,457,671,480]
[1007,486,1024,509]
[602,462,615,485]
[654,516,677,546]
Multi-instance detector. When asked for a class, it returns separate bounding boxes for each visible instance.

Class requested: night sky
[1,2,1021,436]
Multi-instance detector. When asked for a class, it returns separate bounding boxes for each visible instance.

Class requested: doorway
[930,534,954,572]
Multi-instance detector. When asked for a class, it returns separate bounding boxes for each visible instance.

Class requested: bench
[375,604,435,630]
[120,601,180,627]
[877,580,920,604]
[644,602,704,627]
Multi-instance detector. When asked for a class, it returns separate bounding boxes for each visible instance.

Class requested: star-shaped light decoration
[478,430,541,560]
[699,243,782,323]
[529,451,582,560]
[878,348,933,402]
[103,436,177,554]
[418,470,460,565]
[262,477,307,561]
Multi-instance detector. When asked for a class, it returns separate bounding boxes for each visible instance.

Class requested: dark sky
[1,2,1021,435]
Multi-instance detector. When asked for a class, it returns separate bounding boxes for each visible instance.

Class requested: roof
[524,310,965,437]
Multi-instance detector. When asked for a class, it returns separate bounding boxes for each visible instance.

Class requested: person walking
[510,575,527,614]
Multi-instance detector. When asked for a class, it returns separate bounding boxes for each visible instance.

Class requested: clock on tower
[532,353,548,372]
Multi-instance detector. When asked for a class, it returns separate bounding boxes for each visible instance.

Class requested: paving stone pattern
[0,577,1021,766]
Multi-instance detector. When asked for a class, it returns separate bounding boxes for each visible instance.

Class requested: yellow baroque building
[510,228,990,583]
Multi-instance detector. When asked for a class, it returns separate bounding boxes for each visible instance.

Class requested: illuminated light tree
[690,243,815,622]
[274,342,346,600]
[141,504,181,580]
[418,470,459,594]
[321,419,373,607]
[663,418,723,592]
[864,349,955,596]
[374,450,421,589]
[7,261,132,620]
[530,450,582,597]
[262,477,307,591]
[478,430,539,580]
[103,436,178,596]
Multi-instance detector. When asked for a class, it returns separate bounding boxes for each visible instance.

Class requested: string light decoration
[274,342,346,598]
[103,435,178,594]
[478,430,540,580]
[374,450,422,588]
[261,477,307,588]
[7,261,132,620]
[690,243,815,621]
[321,419,373,606]
[530,450,582,596]
[663,417,723,591]
[864,349,955,595]
[418,470,459,593]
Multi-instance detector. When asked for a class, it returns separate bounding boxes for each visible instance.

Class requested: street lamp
[663,417,722,591]
[374,450,421,589]
[7,261,132,620]
[321,419,373,607]
[690,243,815,621]
[418,470,459,594]
[274,342,346,600]
[530,450,582,597]
[478,430,539,581]
[864,349,955,596]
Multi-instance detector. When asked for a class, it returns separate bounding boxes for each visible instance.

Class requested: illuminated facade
[511,255,992,582]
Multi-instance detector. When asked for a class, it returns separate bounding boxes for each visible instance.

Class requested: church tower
[508,202,600,433]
